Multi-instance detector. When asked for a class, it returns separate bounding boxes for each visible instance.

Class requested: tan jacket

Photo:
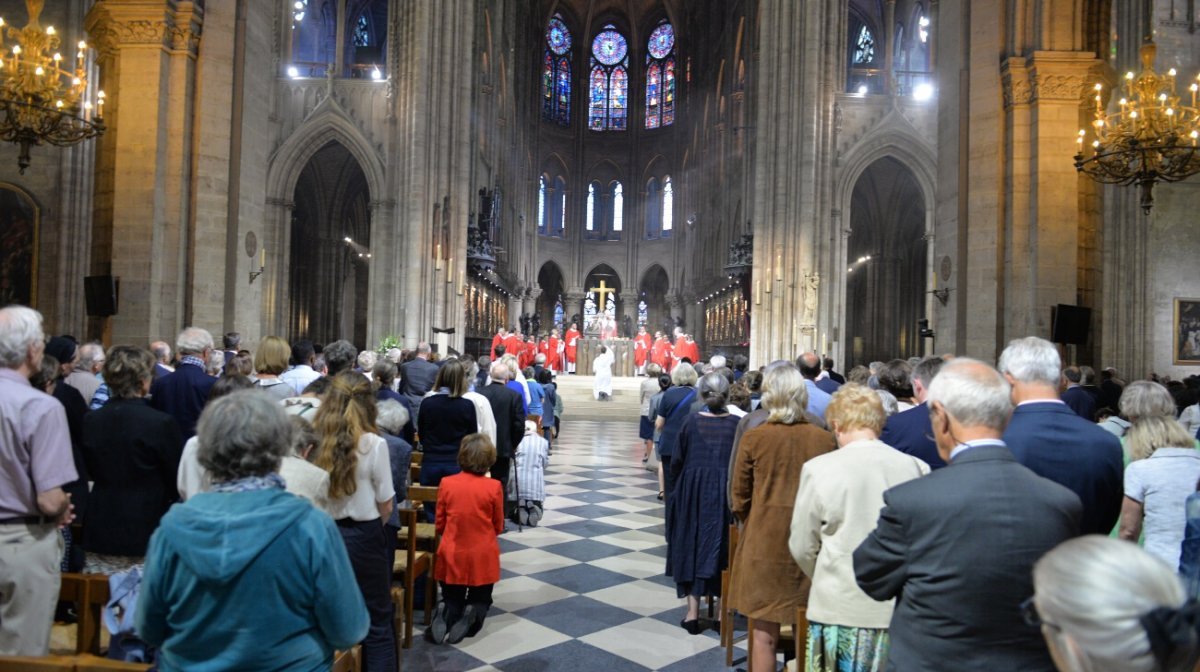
[789,438,929,628]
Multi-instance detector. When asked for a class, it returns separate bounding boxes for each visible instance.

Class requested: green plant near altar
[376,335,403,356]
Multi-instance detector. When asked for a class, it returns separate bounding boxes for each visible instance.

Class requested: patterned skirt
[805,622,889,672]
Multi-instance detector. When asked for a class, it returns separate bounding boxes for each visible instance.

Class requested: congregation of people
[0,305,561,670]
[9,297,1200,671]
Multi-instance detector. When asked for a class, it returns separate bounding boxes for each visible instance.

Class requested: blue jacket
[1002,401,1124,536]
[881,403,946,469]
[136,489,368,671]
[1061,386,1097,422]
[149,362,216,441]
[1181,492,1200,597]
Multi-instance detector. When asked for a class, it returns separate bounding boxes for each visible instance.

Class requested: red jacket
[435,472,504,586]
[634,333,652,366]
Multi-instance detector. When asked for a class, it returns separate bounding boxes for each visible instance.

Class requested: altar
[577,338,636,377]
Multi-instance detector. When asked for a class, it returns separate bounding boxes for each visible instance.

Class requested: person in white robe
[593,346,615,400]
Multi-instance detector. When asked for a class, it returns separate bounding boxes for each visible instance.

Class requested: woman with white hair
[1119,416,1200,568]
[1028,535,1200,672]
[729,366,837,672]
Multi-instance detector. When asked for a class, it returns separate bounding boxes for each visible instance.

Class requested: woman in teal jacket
[137,391,369,671]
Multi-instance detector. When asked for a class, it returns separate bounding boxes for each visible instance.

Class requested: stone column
[86,0,202,347]
[884,0,897,95]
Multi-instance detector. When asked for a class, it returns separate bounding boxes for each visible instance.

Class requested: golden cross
[589,279,616,312]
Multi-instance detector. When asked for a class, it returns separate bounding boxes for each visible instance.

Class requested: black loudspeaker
[84,276,118,317]
[1051,304,1091,345]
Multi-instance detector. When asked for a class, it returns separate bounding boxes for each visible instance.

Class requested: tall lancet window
[537,175,547,234]
[662,176,674,237]
[645,20,676,129]
[611,181,624,233]
[588,24,629,131]
[542,14,572,126]
[586,182,598,232]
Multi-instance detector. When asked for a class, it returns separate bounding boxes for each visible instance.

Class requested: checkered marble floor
[404,420,747,671]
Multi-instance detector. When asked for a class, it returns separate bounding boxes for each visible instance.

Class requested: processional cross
[589,280,616,316]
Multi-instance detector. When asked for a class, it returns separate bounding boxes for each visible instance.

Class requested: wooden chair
[0,657,75,672]
[393,506,436,649]
[409,484,438,546]
[721,524,746,666]
[330,646,360,672]
[71,656,150,672]
[58,573,110,655]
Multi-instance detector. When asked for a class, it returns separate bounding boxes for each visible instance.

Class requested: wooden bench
[0,654,147,671]
[58,574,110,655]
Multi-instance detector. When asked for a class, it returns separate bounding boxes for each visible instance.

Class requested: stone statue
[531,312,542,336]
[803,272,820,323]
[520,312,532,335]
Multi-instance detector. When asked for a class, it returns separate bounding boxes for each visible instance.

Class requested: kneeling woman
[427,434,505,645]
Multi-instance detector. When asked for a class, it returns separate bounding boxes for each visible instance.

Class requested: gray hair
[0,305,44,369]
[385,348,402,364]
[205,350,225,376]
[876,389,899,416]
[196,390,292,482]
[762,366,808,425]
[376,399,410,436]
[698,372,730,412]
[998,336,1062,387]
[78,343,105,370]
[357,350,378,371]
[868,361,884,375]
[489,360,511,382]
[176,327,215,357]
[926,358,1013,432]
[323,339,358,375]
[1119,381,1176,421]
[1033,536,1187,672]
[416,341,431,355]
[912,356,946,390]
[150,340,171,363]
[671,362,698,387]
[534,353,546,365]
[1080,365,1097,386]
[710,355,727,369]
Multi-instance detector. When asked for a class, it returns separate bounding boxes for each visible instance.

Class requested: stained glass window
[612,182,624,232]
[662,176,674,235]
[586,182,597,231]
[542,15,572,126]
[588,24,629,131]
[645,20,676,129]
[853,25,875,64]
[537,175,547,234]
[354,13,370,47]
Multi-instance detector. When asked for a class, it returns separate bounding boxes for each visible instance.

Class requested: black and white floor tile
[403,420,744,672]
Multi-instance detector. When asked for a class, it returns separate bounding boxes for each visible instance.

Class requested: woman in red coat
[427,433,504,645]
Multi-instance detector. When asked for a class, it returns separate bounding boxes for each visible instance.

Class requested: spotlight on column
[919,318,935,338]
[913,83,935,101]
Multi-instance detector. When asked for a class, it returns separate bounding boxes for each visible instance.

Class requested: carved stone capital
[85,1,202,58]
[1028,52,1102,104]
[1001,57,1033,108]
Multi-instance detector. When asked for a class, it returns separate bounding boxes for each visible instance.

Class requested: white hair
[998,336,1062,387]
[1034,536,1188,672]
[1119,381,1176,421]
[376,399,410,436]
[78,343,105,370]
[357,350,378,371]
[875,389,899,416]
[0,305,43,369]
[176,327,215,357]
[489,360,511,381]
[710,355,727,369]
[926,358,1013,431]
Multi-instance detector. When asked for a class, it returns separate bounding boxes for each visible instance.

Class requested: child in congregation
[426,433,504,645]
[514,420,550,526]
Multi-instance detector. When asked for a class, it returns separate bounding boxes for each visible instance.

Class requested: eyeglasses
[1020,597,1059,630]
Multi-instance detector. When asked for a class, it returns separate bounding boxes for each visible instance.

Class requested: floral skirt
[805,622,889,672]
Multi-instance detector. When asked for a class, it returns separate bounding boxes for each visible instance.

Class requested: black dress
[666,412,739,598]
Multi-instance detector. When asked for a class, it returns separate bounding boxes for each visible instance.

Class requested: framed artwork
[0,184,38,308]
[1174,298,1200,365]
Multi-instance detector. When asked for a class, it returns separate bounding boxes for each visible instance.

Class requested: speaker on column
[84,275,119,317]
[1051,304,1090,345]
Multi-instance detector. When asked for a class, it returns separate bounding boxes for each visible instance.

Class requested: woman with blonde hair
[790,383,929,671]
[312,370,396,672]
[252,335,293,401]
[729,365,836,672]
[1119,415,1200,569]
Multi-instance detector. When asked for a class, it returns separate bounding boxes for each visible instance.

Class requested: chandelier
[1075,40,1200,213]
[0,0,104,174]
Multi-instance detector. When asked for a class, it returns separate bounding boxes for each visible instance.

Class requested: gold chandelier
[0,0,104,174]
[1075,40,1200,213]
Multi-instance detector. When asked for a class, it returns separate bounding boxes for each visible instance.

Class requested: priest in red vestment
[672,333,700,369]
[491,327,507,359]
[519,336,536,370]
[650,332,673,373]
[633,325,652,375]
[543,329,561,371]
[564,322,581,374]
[503,329,524,362]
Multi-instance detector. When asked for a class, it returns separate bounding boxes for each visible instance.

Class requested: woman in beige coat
[729,366,836,672]
[789,384,929,672]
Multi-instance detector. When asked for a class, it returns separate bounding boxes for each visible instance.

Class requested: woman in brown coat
[729,365,836,672]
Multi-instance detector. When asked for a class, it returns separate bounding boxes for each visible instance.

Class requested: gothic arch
[266,103,386,205]
[641,154,670,182]
[836,124,936,227]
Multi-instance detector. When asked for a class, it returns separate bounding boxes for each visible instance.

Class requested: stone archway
[845,157,928,367]
[289,141,372,347]
[639,264,671,336]
[582,263,623,334]
[536,260,566,334]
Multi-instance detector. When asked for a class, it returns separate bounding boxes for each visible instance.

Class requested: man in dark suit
[399,342,440,408]
[150,341,174,379]
[880,356,946,469]
[1099,367,1125,411]
[822,357,845,384]
[999,337,1123,535]
[149,327,217,441]
[1061,365,1098,421]
[854,358,1081,672]
[475,361,526,512]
